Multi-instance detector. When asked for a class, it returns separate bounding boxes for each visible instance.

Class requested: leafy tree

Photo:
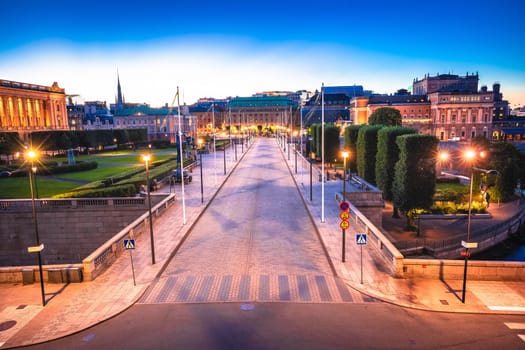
[356,125,383,185]
[375,126,417,203]
[0,132,23,157]
[325,125,340,162]
[368,107,402,126]
[344,125,363,173]
[392,134,439,229]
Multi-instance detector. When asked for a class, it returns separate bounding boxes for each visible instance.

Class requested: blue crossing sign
[124,239,136,250]
[356,234,367,245]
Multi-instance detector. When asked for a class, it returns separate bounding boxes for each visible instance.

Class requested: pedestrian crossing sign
[356,234,367,245]
[124,239,136,250]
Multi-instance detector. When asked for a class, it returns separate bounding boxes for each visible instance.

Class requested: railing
[395,204,525,257]
[0,197,147,210]
[335,192,404,276]
[82,193,176,280]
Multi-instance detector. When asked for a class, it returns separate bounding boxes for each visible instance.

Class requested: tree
[368,107,402,126]
[375,127,417,218]
[356,125,383,185]
[392,134,439,229]
[344,125,363,173]
[0,132,23,158]
[325,125,340,162]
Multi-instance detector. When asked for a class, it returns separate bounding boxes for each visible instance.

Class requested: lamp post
[461,149,484,303]
[342,151,349,199]
[310,152,315,202]
[27,150,46,306]
[223,142,227,175]
[142,154,155,264]
[198,139,204,203]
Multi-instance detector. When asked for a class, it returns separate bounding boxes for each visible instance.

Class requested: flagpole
[177,86,186,225]
[321,83,325,223]
[212,103,217,185]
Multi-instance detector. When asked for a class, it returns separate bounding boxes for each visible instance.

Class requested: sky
[1,0,524,108]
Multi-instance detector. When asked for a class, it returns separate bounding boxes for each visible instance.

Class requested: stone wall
[0,197,164,266]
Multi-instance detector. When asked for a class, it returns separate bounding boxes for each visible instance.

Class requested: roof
[229,96,297,108]
[368,95,428,104]
[114,104,178,117]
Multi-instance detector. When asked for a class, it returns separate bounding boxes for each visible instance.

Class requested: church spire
[116,70,123,110]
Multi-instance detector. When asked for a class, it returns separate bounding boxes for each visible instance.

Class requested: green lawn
[57,166,138,181]
[0,177,81,199]
[0,149,178,199]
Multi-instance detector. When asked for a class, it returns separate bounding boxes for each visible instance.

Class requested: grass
[0,149,179,199]
[0,177,81,199]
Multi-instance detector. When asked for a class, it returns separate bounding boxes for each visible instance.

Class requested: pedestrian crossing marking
[503,322,525,344]
[139,274,372,304]
[124,239,135,250]
[505,322,525,330]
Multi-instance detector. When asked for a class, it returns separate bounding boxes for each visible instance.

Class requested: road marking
[504,322,525,329]
[503,322,525,343]
[488,306,525,312]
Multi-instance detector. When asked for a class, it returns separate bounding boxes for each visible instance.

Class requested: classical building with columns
[0,79,68,141]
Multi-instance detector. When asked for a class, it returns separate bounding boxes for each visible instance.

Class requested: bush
[53,184,137,198]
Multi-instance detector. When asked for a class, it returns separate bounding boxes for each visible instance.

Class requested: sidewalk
[1,138,524,348]
[285,147,525,314]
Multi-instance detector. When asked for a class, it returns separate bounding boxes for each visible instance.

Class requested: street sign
[461,241,478,249]
[460,251,471,257]
[340,220,350,230]
[339,201,350,211]
[124,239,136,250]
[340,211,350,221]
[27,243,44,253]
[356,234,367,245]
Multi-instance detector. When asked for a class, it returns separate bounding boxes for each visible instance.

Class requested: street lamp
[142,154,155,264]
[27,150,46,306]
[310,152,315,202]
[198,139,204,203]
[461,149,485,303]
[342,151,349,199]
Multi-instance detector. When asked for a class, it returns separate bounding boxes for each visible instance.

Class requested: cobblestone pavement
[141,138,369,304]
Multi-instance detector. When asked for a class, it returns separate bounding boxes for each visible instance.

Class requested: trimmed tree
[392,134,439,229]
[375,127,417,217]
[344,125,363,173]
[356,125,383,185]
[368,107,402,126]
[325,125,341,162]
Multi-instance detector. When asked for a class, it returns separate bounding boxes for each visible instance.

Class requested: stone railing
[82,194,176,281]
[0,197,147,210]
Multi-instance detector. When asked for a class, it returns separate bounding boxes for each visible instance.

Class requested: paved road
[23,303,525,349]
[140,138,367,304]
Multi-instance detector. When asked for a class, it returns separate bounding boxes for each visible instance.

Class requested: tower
[116,71,123,110]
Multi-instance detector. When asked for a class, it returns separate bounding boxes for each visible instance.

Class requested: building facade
[0,79,68,141]
[113,104,195,143]
[227,96,298,134]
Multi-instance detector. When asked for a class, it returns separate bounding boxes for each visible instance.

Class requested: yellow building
[0,79,68,141]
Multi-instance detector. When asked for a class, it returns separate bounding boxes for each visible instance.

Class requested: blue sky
[1,0,524,107]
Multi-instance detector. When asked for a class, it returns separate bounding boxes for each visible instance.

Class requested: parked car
[171,169,192,184]
[0,170,12,177]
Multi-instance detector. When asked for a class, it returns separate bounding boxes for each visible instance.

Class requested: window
[440,115,445,123]
[451,114,456,123]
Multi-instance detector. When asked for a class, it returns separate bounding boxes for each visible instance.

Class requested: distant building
[366,94,432,134]
[0,79,68,141]
[83,101,113,130]
[412,72,479,95]
[227,96,298,134]
[113,104,195,143]
[188,98,228,134]
[302,86,367,127]
[66,94,85,131]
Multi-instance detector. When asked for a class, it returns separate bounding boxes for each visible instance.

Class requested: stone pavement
[1,137,525,348]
